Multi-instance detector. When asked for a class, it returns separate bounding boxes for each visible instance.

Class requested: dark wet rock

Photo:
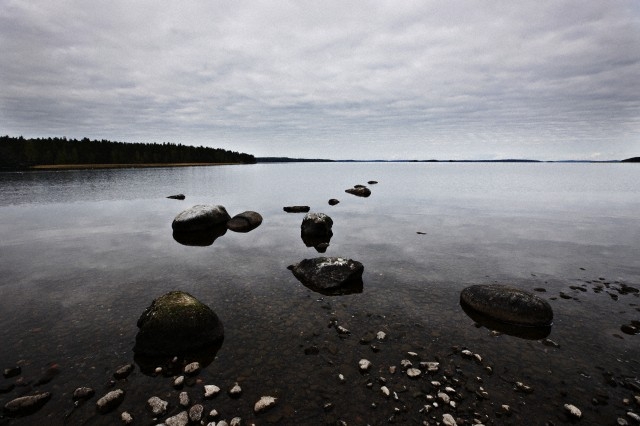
[3,392,51,417]
[172,223,227,247]
[72,387,95,402]
[304,346,320,355]
[172,205,231,232]
[167,194,186,200]
[0,383,15,394]
[133,291,224,357]
[36,363,60,385]
[367,180,378,184]
[96,389,125,414]
[460,284,553,327]
[113,363,134,380]
[3,366,21,378]
[301,213,333,252]
[227,211,263,232]
[288,257,364,296]
[345,186,371,197]
[621,324,639,335]
[328,199,340,206]
[283,206,310,213]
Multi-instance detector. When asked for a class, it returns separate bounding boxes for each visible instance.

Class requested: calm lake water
[0,163,638,425]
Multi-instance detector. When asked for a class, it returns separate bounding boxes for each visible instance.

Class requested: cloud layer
[1,1,639,159]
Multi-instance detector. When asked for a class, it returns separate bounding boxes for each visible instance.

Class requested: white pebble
[184,361,201,375]
[376,331,387,340]
[229,383,242,397]
[627,412,640,422]
[336,325,350,334]
[204,385,220,398]
[179,391,190,407]
[121,411,133,424]
[359,359,372,372]
[400,359,413,369]
[173,375,184,387]
[230,417,242,426]
[461,349,473,358]
[338,373,345,383]
[420,362,440,372]
[438,392,450,404]
[407,368,421,378]
[381,386,390,397]
[564,403,582,419]
[254,396,277,413]
[442,413,457,425]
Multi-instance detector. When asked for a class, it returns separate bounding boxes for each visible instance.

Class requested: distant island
[0,136,256,170]
[255,157,628,164]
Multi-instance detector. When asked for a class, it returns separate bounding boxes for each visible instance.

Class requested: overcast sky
[1,1,639,160]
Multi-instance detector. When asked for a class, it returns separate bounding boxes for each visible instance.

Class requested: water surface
[0,163,638,425]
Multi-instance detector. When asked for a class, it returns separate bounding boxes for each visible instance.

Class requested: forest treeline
[0,136,255,169]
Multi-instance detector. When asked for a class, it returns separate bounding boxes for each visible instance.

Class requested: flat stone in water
[283,206,310,213]
[460,284,553,327]
[288,257,364,295]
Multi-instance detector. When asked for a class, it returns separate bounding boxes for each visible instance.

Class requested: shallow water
[0,163,638,425]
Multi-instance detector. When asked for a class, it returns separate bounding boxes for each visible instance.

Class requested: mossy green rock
[134,291,224,356]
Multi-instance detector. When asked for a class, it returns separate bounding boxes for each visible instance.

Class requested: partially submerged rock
[328,199,340,206]
[288,257,364,295]
[133,291,224,357]
[283,206,310,213]
[460,284,553,327]
[172,205,231,232]
[345,186,371,197]
[167,194,186,200]
[227,211,263,233]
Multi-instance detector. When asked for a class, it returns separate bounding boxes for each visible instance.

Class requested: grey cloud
[1,0,638,160]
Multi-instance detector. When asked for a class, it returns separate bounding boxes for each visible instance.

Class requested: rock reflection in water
[460,301,552,340]
[301,233,332,253]
[172,224,227,246]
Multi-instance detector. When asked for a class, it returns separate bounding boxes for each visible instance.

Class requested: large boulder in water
[172,205,231,232]
[460,284,553,327]
[134,291,224,357]
[288,257,364,295]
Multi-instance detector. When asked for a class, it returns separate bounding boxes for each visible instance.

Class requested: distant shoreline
[29,162,241,170]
